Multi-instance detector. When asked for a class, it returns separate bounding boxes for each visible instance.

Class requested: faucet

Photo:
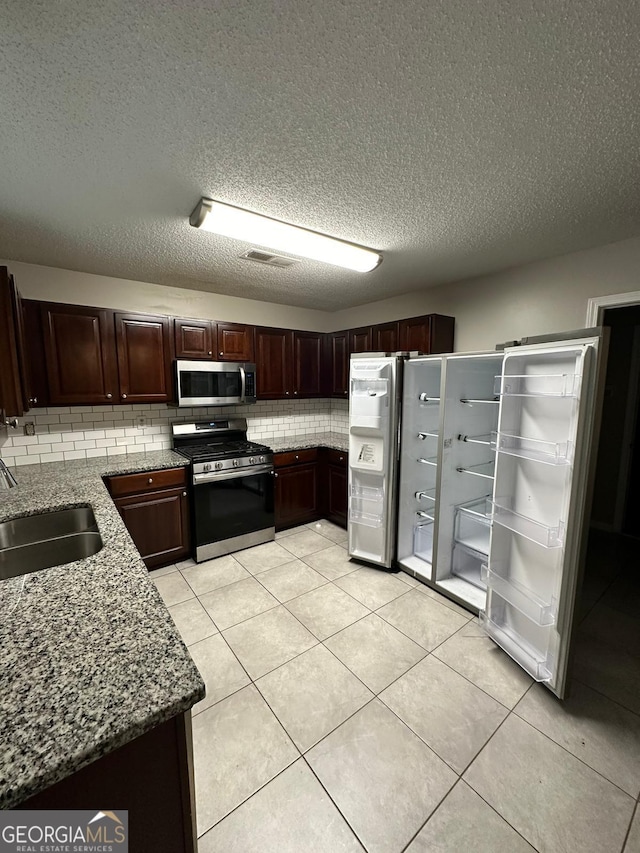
[0,458,17,489]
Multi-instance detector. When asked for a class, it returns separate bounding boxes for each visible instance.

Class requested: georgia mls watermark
[0,810,128,853]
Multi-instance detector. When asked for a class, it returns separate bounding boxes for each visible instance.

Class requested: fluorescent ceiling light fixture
[190,198,382,272]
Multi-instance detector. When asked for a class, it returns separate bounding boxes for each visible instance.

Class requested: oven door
[192,467,275,561]
[176,360,245,407]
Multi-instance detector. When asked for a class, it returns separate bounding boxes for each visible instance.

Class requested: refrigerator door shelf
[415,488,437,502]
[481,564,556,626]
[496,432,574,466]
[491,500,566,549]
[495,372,579,398]
[459,397,500,406]
[479,608,553,682]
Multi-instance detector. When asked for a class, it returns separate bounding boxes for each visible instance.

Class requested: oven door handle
[193,464,274,485]
[239,365,246,402]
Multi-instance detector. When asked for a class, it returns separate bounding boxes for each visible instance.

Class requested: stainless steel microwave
[175,360,257,407]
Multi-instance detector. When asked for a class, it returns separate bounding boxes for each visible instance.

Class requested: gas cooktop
[175,439,272,463]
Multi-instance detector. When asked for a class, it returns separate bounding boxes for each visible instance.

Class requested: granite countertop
[0,450,205,809]
[267,431,348,453]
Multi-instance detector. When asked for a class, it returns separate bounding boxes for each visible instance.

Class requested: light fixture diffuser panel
[190,198,382,272]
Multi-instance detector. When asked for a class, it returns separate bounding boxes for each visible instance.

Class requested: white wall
[331,235,640,351]
[1,260,332,332]
[6,232,640,351]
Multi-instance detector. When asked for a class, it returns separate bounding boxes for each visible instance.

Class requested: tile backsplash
[0,399,349,466]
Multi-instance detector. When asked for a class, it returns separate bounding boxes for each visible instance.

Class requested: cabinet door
[329,332,349,397]
[398,314,455,354]
[0,268,25,417]
[255,327,292,398]
[21,300,48,408]
[293,331,323,397]
[114,486,190,569]
[327,463,348,528]
[349,326,372,354]
[216,322,254,362]
[372,321,399,353]
[115,313,173,404]
[274,463,318,529]
[42,303,118,406]
[174,318,214,359]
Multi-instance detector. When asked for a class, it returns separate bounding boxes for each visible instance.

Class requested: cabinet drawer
[106,466,187,497]
[274,448,318,468]
[325,448,348,467]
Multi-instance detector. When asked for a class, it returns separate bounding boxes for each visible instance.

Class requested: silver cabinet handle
[122,393,127,399]
[208,351,212,356]
[147,477,153,484]
[182,491,187,497]
[339,456,344,462]
[293,391,298,395]
[295,455,299,460]
[219,351,224,357]
[106,393,112,399]
[274,472,278,478]
[285,391,290,396]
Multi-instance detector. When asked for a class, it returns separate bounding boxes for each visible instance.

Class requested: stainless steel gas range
[172,418,275,562]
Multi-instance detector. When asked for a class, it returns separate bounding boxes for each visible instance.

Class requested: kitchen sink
[0,506,103,580]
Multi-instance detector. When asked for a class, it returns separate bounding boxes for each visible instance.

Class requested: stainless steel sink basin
[0,507,103,580]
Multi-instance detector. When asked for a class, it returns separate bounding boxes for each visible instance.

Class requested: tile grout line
[571,675,640,721]
[620,800,639,853]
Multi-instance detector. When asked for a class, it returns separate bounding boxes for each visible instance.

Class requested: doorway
[572,299,640,713]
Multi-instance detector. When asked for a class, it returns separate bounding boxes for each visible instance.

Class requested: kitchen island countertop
[0,450,204,809]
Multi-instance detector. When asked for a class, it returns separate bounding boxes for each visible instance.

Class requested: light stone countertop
[267,431,348,453]
[0,450,205,808]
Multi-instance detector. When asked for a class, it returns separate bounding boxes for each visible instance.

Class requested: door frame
[585,291,640,326]
[586,293,640,533]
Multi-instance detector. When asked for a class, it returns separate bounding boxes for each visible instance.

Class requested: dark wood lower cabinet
[274,448,348,531]
[322,449,348,528]
[106,468,190,569]
[20,712,197,853]
[274,450,319,529]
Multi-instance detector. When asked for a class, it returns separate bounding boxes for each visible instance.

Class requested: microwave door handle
[239,365,246,400]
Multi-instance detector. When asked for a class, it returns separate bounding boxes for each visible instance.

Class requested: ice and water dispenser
[348,357,400,568]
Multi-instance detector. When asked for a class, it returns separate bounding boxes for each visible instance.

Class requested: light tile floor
[153,524,640,853]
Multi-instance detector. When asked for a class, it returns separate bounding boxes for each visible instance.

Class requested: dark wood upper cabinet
[0,267,26,417]
[115,313,173,404]
[349,326,373,354]
[293,331,323,397]
[255,327,291,398]
[328,331,349,397]
[42,303,119,406]
[398,313,454,354]
[174,318,214,359]
[372,321,399,353]
[21,300,48,408]
[216,322,254,362]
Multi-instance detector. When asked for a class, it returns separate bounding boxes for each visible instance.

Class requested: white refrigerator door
[348,356,401,568]
[480,336,601,698]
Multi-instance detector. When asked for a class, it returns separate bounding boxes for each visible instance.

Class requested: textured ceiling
[1,1,639,311]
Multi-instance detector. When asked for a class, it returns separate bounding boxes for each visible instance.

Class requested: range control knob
[203,463,212,472]
[232,459,240,468]
[215,462,223,470]
[259,455,265,463]
[249,456,255,465]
